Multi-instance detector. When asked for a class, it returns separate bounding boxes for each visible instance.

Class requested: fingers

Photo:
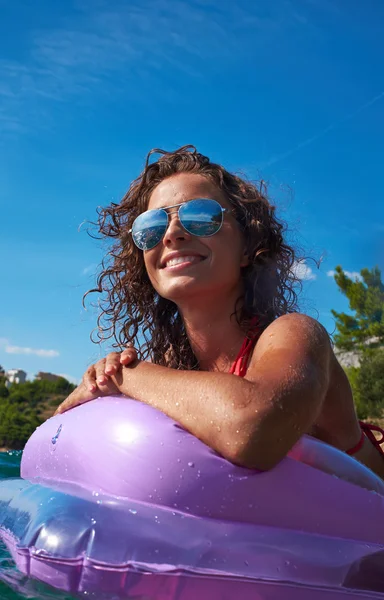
[54,384,97,415]
[105,352,124,376]
[83,364,98,393]
[82,347,138,394]
[120,346,138,365]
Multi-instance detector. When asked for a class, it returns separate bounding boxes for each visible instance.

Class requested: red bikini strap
[230,319,260,378]
[229,335,255,377]
[347,421,384,457]
[346,429,365,455]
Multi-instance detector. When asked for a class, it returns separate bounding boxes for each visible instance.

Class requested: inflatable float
[0,396,384,599]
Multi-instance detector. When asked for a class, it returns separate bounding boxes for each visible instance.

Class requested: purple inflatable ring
[1,396,384,599]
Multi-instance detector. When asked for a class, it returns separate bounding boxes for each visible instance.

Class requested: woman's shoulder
[253,313,333,362]
[259,313,330,339]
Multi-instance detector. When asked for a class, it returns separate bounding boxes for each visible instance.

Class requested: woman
[56,146,384,479]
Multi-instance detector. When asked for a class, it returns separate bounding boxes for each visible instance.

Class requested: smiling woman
[3,145,384,599]
[55,145,384,479]
[87,146,300,369]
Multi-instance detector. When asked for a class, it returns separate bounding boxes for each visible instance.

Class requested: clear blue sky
[1,0,383,383]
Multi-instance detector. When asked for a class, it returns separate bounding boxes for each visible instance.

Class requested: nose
[162,212,191,246]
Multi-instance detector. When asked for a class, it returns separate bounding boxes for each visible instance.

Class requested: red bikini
[230,327,384,458]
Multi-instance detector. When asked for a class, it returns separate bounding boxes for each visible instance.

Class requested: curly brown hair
[87,145,303,369]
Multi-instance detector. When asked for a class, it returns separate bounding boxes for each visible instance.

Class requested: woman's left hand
[54,359,122,415]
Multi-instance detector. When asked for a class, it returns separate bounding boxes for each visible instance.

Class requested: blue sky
[1,0,383,383]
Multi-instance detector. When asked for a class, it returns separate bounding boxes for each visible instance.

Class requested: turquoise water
[0,452,76,600]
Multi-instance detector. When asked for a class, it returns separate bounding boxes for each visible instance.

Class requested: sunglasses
[129,198,229,250]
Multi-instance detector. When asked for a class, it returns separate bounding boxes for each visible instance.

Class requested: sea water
[0,452,77,600]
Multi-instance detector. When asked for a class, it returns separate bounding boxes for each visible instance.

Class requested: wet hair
[87,145,303,369]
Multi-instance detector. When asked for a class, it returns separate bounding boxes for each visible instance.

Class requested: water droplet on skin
[177,458,181,463]
[157,467,161,472]
[129,509,137,515]
[188,461,195,468]
[217,426,221,432]
[175,402,180,407]
[91,518,97,525]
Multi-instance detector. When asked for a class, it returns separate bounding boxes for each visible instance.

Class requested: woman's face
[143,173,249,306]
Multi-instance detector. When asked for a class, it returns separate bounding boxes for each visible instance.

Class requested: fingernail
[97,377,105,384]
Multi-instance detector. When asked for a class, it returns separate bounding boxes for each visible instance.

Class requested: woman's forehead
[148,173,227,210]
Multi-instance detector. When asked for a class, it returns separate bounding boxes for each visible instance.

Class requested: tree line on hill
[0,376,75,449]
[0,265,382,450]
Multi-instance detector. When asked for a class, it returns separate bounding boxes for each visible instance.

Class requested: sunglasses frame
[129,198,229,250]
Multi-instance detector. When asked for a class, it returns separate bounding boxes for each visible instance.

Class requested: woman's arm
[113,314,332,469]
[100,314,332,469]
[56,314,332,470]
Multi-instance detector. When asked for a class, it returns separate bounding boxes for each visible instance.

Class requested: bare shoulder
[253,313,332,360]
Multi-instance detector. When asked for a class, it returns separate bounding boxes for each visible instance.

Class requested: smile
[163,255,206,269]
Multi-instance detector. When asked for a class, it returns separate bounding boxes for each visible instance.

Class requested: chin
[156,277,214,304]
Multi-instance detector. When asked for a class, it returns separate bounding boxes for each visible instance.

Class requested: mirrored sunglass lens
[132,209,168,250]
[180,199,222,237]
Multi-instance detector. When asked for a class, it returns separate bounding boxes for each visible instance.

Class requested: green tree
[331,266,384,419]
[0,383,9,398]
[0,400,42,449]
[331,265,384,352]
[0,377,75,449]
[354,349,384,419]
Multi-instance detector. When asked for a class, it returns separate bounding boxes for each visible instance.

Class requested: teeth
[165,256,202,267]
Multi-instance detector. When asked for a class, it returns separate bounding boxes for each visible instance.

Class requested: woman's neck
[180,300,246,372]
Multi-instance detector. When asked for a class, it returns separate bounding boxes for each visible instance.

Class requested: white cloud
[327,270,363,282]
[292,260,317,281]
[5,345,59,358]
